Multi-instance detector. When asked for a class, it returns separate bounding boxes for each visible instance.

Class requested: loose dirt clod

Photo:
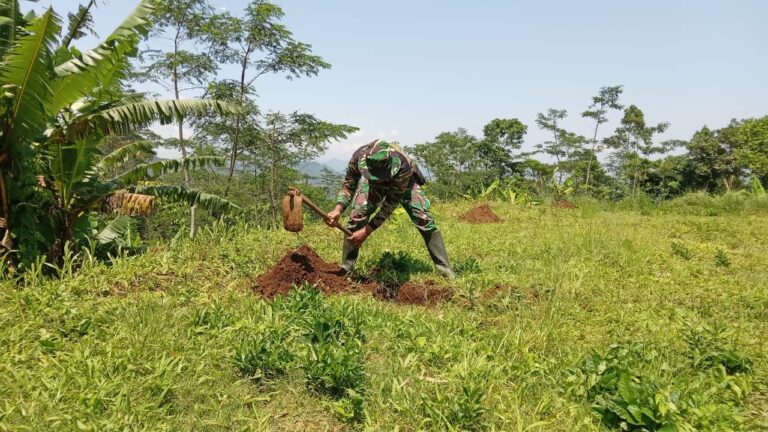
[251,246,452,305]
[553,199,577,209]
[459,204,502,223]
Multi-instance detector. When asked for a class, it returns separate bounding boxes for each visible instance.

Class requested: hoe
[282,187,352,236]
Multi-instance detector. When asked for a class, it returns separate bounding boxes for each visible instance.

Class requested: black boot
[340,238,359,274]
[420,230,456,279]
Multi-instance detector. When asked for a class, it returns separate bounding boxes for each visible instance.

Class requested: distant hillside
[296,160,343,178]
[316,158,348,173]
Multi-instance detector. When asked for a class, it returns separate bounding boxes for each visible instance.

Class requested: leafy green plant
[367,251,432,286]
[453,257,481,275]
[331,388,365,425]
[681,323,752,375]
[191,300,234,334]
[566,344,692,431]
[233,328,294,383]
[0,0,241,270]
[714,248,730,268]
[303,340,366,399]
[421,370,489,431]
[671,241,692,260]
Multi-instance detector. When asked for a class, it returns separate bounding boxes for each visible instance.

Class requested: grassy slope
[1,198,766,431]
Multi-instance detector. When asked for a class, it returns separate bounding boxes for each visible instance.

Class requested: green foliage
[681,323,753,375]
[0,0,240,270]
[234,327,294,382]
[714,248,730,268]
[303,340,366,399]
[670,241,692,260]
[420,366,490,431]
[0,201,766,429]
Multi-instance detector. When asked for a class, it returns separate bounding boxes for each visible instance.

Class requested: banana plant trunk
[0,157,15,272]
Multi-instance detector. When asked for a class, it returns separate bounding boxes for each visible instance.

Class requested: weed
[303,341,366,399]
[681,322,752,374]
[671,241,693,260]
[367,251,432,285]
[714,248,731,268]
[191,300,234,333]
[454,257,481,275]
[420,366,489,431]
[234,328,294,382]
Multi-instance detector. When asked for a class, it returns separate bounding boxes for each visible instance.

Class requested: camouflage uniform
[336,140,437,232]
[335,140,455,278]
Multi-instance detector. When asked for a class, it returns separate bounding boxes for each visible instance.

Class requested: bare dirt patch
[553,199,577,209]
[251,246,452,306]
[458,204,502,224]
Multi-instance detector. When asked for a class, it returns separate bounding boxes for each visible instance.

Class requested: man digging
[326,140,456,278]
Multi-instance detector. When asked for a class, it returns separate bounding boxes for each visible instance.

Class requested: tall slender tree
[198,0,331,197]
[581,86,624,187]
[536,109,583,182]
[605,105,670,195]
[143,0,229,238]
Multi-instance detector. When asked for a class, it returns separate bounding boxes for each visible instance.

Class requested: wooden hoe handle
[289,188,353,237]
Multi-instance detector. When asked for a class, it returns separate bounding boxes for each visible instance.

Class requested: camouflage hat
[359,140,402,181]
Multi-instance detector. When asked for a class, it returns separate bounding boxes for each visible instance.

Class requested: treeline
[408,86,767,201]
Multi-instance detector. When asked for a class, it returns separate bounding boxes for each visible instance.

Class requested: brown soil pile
[390,280,454,305]
[252,246,452,306]
[253,245,364,299]
[553,199,577,209]
[459,204,502,224]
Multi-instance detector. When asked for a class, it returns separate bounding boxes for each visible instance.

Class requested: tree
[604,105,670,195]
[719,116,768,187]
[683,126,740,192]
[319,167,342,198]
[198,0,330,197]
[535,109,584,182]
[581,85,624,188]
[0,1,240,268]
[143,0,230,238]
[477,118,527,179]
[245,111,356,225]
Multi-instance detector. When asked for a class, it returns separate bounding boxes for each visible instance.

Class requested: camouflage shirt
[336,140,414,230]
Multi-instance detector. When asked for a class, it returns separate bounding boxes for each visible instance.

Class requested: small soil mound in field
[252,246,452,306]
[553,199,577,209]
[390,280,453,305]
[253,245,362,299]
[459,204,501,224]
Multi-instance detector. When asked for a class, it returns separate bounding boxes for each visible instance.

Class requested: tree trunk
[224,46,251,197]
[268,145,278,229]
[173,32,196,239]
[0,165,15,272]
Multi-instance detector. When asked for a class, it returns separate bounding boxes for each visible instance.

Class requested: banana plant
[0,0,242,267]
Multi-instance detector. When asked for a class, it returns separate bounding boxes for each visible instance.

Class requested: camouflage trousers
[348,178,438,232]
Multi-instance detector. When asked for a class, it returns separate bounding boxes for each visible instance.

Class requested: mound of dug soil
[459,204,501,224]
[553,199,577,209]
[389,280,454,305]
[253,245,360,299]
[252,246,452,306]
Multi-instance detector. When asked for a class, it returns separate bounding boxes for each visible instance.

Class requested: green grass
[1,198,767,431]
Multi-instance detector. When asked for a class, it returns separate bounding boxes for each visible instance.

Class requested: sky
[24,0,768,165]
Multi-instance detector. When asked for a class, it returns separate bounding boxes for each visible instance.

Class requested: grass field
[1,196,767,431]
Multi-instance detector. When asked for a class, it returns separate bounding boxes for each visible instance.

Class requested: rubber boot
[340,238,359,274]
[420,230,456,279]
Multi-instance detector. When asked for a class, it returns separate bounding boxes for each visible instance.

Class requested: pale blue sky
[26,1,768,163]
